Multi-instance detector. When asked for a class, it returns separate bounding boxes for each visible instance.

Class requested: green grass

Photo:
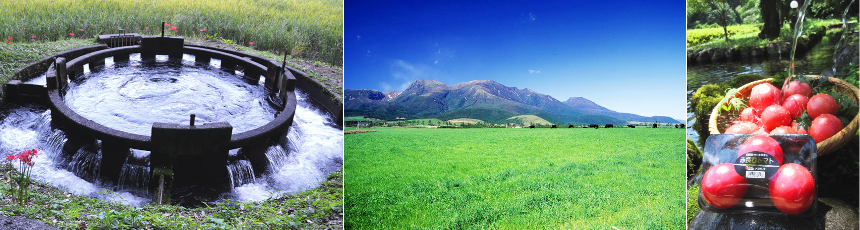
[345,128,685,229]
[0,164,343,229]
[0,0,343,65]
[687,18,843,50]
[0,39,97,85]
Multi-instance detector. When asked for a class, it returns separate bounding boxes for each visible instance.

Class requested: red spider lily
[7,36,11,40]
[70,33,75,36]
[5,155,14,161]
[20,29,24,32]
[31,35,35,38]
[165,23,171,27]
[4,40,9,44]
[200,29,206,32]
[249,42,254,45]
[145,26,149,29]
[80,29,84,32]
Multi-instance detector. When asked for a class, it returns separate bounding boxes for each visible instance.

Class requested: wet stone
[689,198,858,230]
[0,216,59,230]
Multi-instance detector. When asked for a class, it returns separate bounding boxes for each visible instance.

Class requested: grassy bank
[0,163,343,229]
[0,0,343,66]
[345,128,685,229]
[687,18,844,50]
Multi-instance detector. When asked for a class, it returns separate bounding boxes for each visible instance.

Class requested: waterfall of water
[787,0,812,83]
[117,149,151,196]
[67,145,101,181]
[227,159,256,187]
[833,0,857,74]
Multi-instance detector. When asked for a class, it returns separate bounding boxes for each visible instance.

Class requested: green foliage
[688,18,842,50]
[0,165,344,229]
[836,63,859,88]
[687,24,759,47]
[345,128,685,229]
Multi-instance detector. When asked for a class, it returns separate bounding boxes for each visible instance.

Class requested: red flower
[20,29,24,32]
[145,26,149,29]
[249,42,254,45]
[5,155,14,161]
[80,29,84,32]
[4,40,9,44]
[7,36,11,40]
[165,23,171,27]
[200,29,206,32]
[31,35,35,38]
[70,33,75,36]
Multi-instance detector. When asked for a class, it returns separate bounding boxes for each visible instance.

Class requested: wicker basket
[708,76,860,156]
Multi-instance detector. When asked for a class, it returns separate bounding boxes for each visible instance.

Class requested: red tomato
[749,83,783,113]
[769,163,815,215]
[782,81,812,98]
[701,163,748,209]
[725,122,759,134]
[770,126,797,134]
[807,94,838,119]
[739,107,758,123]
[808,114,843,143]
[782,94,808,119]
[753,127,769,135]
[761,105,792,131]
[738,135,783,165]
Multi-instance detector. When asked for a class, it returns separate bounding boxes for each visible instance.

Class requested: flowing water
[64,54,277,136]
[0,54,343,207]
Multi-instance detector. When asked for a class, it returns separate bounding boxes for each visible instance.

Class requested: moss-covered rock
[689,84,725,146]
[687,186,700,224]
[687,138,703,180]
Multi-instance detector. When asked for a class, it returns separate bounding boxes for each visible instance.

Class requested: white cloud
[356,35,361,40]
[385,60,438,91]
[380,82,392,92]
[528,70,540,74]
[366,50,371,57]
[529,12,536,21]
[434,61,438,64]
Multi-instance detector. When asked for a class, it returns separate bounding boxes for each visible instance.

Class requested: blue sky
[346,1,686,120]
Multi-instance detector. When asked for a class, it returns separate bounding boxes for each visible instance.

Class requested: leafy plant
[4,149,38,206]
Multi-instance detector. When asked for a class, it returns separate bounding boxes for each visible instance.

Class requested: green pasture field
[345,127,685,229]
[0,0,343,65]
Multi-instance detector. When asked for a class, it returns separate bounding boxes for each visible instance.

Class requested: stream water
[0,54,343,206]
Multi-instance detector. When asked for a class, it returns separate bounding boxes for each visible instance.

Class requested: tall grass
[0,0,343,65]
[345,128,686,229]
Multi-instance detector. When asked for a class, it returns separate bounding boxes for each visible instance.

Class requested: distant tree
[758,0,782,39]
[711,2,734,41]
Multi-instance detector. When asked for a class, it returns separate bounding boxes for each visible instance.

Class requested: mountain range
[345,80,680,124]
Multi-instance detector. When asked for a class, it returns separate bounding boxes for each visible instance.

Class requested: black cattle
[627,124,635,128]
[551,125,557,128]
[588,124,599,129]
[529,125,535,129]
[604,124,614,128]
[679,124,686,128]
[652,124,658,128]
[674,124,679,128]
[568,125,574,128]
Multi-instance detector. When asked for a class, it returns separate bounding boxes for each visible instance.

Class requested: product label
[734,151,780,180]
